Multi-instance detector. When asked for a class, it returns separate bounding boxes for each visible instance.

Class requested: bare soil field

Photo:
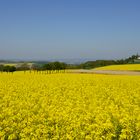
[70,69,140,75]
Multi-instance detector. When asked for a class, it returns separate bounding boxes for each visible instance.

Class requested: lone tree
[43,63,53,73]
[31,64,42,73]
[17,63,30,73]
[52,61,61,72]
[0,65,4,72]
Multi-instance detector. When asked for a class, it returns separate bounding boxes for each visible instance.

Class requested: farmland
[0,72,140,139]
[94,64,140,71]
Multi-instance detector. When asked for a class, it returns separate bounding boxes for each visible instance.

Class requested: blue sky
[0,0,140,60]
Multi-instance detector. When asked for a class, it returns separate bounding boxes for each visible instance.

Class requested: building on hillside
[134,55,140,64]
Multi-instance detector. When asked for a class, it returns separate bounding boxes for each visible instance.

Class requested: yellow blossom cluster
[0,72,140,139]
[94,64,140,71]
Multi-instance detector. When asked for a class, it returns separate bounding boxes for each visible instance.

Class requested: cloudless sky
[0,0,140,60]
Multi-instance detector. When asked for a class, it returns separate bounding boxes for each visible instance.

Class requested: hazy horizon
[0,0,140,60]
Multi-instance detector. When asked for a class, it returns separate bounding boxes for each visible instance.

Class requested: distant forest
[0,54,139,72]
[78,54,140,69]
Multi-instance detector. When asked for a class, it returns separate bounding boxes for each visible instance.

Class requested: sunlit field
[0,72,140,139]
[94,64,140,71]
[3,63,33,67]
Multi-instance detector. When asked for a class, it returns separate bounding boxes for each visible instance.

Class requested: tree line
[0,54,139,72]
[0,65,16,73]
[0,62,67,73]
[77,54,140,69]
[32,62,67,72]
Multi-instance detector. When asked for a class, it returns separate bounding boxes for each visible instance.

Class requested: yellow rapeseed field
[94,64,140,71]
[0,72,140,139]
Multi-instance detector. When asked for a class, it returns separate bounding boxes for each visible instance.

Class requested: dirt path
[70,69,140,75]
